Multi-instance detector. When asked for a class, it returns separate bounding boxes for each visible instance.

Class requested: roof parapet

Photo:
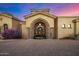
[31,9,49,14]
[0,12,21,21]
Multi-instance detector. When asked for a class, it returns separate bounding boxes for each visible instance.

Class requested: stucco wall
[23,14,55,39]
[21,22,28,39]
[25,14,54,27]
[0,14,21,34]
[12,19,21,30]
[76,22,79,34]
[58,17,76,39]
[0,15,12,30]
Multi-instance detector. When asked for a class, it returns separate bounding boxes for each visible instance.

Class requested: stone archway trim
[29,18,53,39]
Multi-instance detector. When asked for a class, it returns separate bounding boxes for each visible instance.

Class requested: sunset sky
[0,3,79,20]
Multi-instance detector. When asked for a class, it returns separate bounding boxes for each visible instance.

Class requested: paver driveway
[0,39,79,56]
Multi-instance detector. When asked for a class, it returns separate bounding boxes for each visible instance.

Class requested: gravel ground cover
[0,39,79,56]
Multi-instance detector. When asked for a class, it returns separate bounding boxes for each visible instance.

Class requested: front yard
[0,39,79,56]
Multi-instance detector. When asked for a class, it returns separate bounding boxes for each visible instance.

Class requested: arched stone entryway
[34,22,46,39]
[30,18,53,39]
[23,9,57,39]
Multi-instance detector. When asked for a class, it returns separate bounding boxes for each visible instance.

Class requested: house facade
[0,12,21,34]
[22,9,79,39]
[0,9,79,39]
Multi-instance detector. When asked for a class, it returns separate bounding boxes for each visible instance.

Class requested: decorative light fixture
[61,24,65,28]
[68,24,71,28]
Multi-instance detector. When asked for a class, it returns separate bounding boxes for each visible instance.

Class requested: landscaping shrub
[60,35,75,40]
[2,29,21,39]
[61,34,79,40]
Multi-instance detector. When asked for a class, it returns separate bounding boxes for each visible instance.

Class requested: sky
[0,3,79,20]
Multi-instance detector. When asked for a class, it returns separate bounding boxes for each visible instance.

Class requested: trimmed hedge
[60,34,79,39]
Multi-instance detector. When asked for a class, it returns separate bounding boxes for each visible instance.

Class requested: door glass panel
[34,22,46,39]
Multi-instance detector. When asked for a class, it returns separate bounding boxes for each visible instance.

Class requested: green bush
[61,35,75,39]
[61,34,79,40]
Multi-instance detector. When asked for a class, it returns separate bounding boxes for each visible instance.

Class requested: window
[0,26,1,33]
[0,18,2,26]
[3,24,8,30]
[68,24,72,29]
[61,24,66,28]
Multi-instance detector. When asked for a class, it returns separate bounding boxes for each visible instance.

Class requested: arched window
[0,26,1,33]
[3,24,8,30]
